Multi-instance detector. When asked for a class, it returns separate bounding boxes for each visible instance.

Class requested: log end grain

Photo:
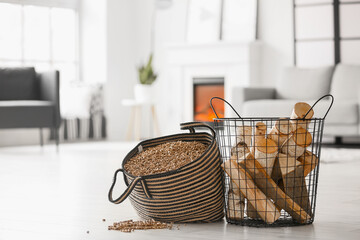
[255,138,278,154]
[292,128,312,147]
[276,118,292,134]
[293,102,314,119]
[255,122,267,134]
[231,142,250,161]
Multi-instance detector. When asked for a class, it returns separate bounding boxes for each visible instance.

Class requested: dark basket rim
[121,131,217,180]
[212,117,325,121]
[225,217,314,227]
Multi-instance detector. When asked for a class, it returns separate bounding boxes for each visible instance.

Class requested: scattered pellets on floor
[108,219,173,233]
[124,141,208,176]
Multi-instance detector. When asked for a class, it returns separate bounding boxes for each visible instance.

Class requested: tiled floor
[0,142,359,240]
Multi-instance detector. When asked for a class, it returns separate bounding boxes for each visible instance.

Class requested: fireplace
[165,41,260,134]
[193,77,225,123]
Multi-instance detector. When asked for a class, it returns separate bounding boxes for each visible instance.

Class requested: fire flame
[194,84,224,122]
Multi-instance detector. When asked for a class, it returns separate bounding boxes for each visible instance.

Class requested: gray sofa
[0,67,60,146]
[232,64,360,142]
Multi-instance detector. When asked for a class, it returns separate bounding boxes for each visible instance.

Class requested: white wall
[105,0,136,141]
[104,0,190,140]
[105,0,158,141]
[257,0,294,87]
[152,0,190,135]
[79,0,107,84]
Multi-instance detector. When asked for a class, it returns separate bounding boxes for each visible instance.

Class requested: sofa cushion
[242,99,358,125]
[276,66,333,100]
[0,100,54,128]
[0,67,37,100]
[330,64,360,101]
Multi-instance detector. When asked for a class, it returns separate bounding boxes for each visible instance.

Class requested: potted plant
[134,54,157,103]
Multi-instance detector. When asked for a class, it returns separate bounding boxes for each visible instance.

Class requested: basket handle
[303,94,334,119]
[210,97,242,119]
[180,122,216,137]
[108,169,152,204]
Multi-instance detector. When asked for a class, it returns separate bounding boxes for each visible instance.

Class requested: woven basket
[108,122,224,223]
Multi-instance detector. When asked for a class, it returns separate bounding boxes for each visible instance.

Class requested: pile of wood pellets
[108,219,174,233]
[124,141,207,176]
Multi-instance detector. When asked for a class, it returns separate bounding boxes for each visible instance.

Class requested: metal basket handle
[303,94,334,119]
[210,97,242,119]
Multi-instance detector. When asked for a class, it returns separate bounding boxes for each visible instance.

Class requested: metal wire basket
[210,95,334,227]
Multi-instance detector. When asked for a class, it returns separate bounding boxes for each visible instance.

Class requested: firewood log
[254,122,267,143]
[240,122,271,219]
[271,153,300,184]
[271,155,282,184]
[227,181,245,220]
[270,154,299,212]
[297,150,319,176]
[254,138,278,176]
[290,102,314,130]
[230,141,254,219]
[250,122,267,153]
[278,153,302,176]
[278,178,285,191]
[281,127,312,159]
[236,125,252,148]
[228,144,249,220]
[238,153,311,223]
[280,163,312,216]
[230,144,251,219]
[268,118,292,146]
[222,159,281,224]
[231,142,250,161]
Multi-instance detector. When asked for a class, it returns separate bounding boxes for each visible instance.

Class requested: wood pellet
[108,219,173,233]
[124,141,207,176]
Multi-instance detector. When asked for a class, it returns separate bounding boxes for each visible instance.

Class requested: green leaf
[138,53,157,85]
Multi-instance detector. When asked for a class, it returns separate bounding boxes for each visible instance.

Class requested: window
[339,1,360,64]
[0,2,78,84]
[294,2,334,67]
[294,0,360,66]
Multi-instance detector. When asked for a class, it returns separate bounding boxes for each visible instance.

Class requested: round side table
[121,99,160,141]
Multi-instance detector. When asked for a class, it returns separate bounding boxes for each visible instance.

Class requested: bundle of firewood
[222,102,319,224]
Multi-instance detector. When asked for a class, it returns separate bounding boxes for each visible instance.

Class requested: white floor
[0,142,359,240]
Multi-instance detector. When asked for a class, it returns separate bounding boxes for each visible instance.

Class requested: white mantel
[163,41,261,132]
[167,41,261,66]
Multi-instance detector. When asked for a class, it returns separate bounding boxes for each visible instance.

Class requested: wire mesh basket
[210,95,334,227]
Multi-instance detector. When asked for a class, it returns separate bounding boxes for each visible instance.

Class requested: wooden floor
[0,142,359,240]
